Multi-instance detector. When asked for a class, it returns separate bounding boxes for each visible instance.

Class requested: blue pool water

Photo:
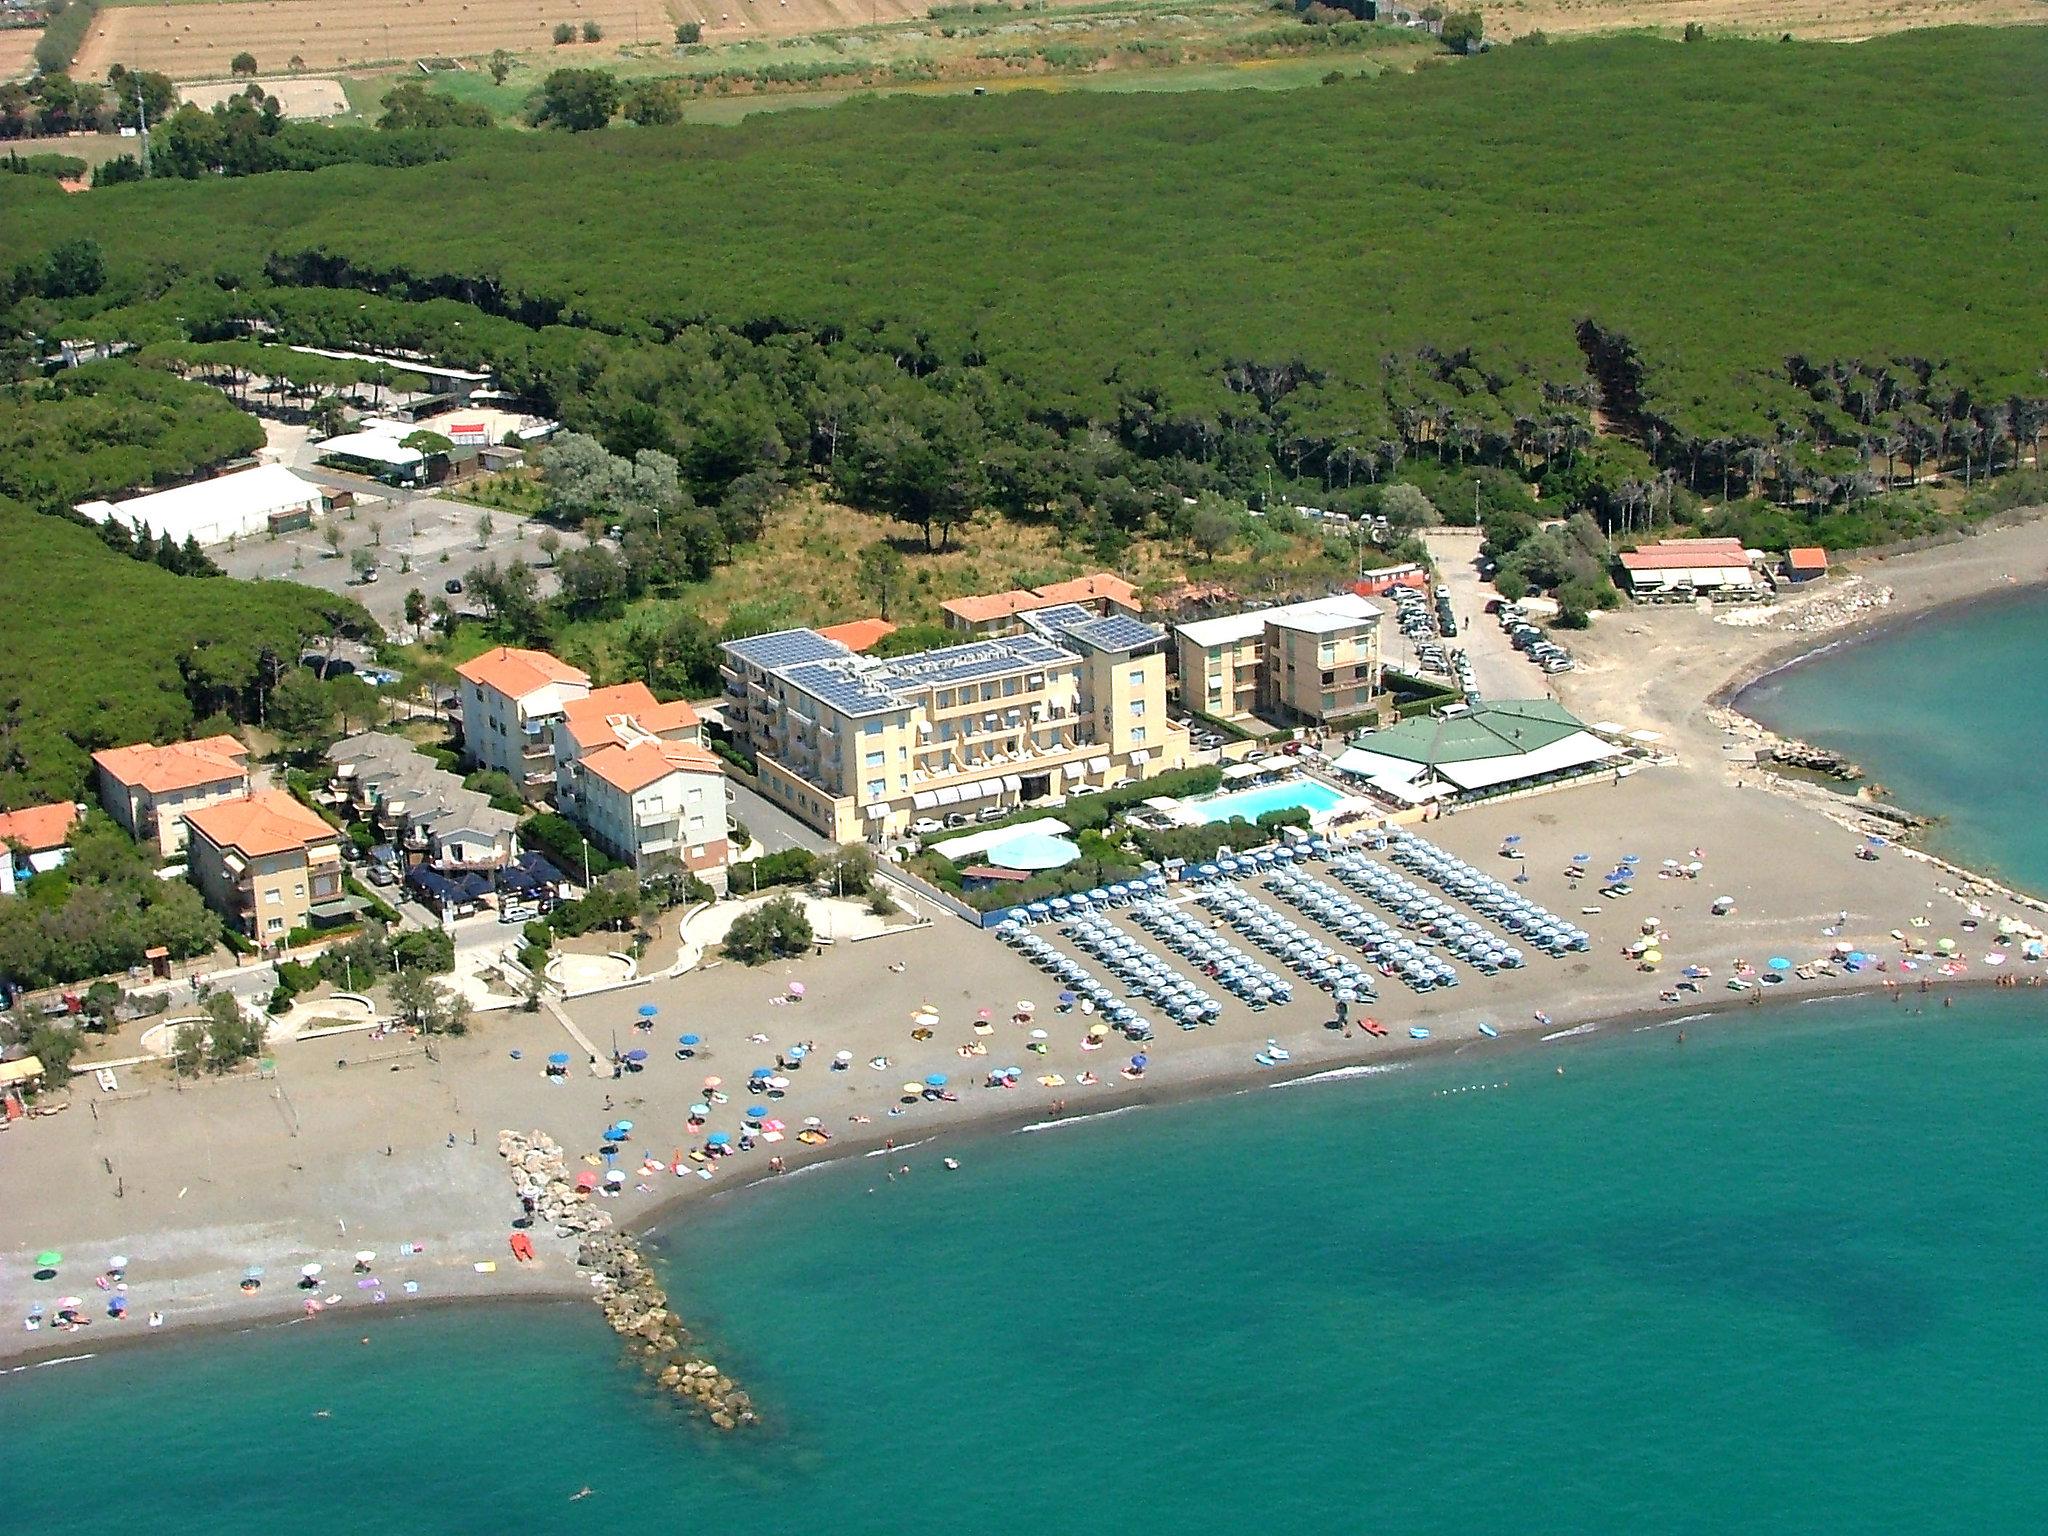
[1192,776,1345,824]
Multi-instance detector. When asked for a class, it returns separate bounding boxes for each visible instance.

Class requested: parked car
[976,804,1010,822]
[499,903,538,924]
[910,817,943,836]
[1069,784,1101,798]
[444,578,464,594]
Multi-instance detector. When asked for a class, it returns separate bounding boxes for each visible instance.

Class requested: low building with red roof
[940,572,1142,636]
[93,734,251,856]
[0,801,79,897]
[1785,546,1829,583]
[817,618,899,654]
[1617,538,1756,597]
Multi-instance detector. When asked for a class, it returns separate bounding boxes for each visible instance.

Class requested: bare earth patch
[180,75,348,115]
[1490,0,2046,41]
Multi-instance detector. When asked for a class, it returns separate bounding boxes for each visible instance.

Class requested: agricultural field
[78,0,682,78]
[73,0,1115,80]
[180,75,347,114]
[1489,0,2045,41]
[0,25,40,81]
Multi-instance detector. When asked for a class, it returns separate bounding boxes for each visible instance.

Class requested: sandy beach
[5,508,2044,1374]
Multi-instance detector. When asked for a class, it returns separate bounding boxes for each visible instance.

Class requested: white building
[75,463,324,547]
[553,682,729,881]
[455,647,592,802]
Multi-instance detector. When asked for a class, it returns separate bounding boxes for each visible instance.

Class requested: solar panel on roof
[722,629,846,669]
[1070,615,1162,652]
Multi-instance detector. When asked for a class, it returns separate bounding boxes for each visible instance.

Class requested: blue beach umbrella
[1621,854,1641,864]
[679,1034,701,1047]
[744,1106,766,1120]
[750,1067,774,1080]
[602,1127,627,1143]
[689,1103,709,1116]
[1572,853,1591,862]
[624,1049,648,1063]
[925,1073,948,1087]
[637,1004,659,1019]
[706,1132,730,1147]
[1131,1054,1149,1069]
[1767,957,1792,971]
[547,1052,571,1066]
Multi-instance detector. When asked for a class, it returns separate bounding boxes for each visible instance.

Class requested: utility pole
[137,90,150,179]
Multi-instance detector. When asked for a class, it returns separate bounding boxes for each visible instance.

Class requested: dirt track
[1491,0,2044,40]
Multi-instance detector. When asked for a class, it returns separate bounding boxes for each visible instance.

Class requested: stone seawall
[498,1129,759,1430]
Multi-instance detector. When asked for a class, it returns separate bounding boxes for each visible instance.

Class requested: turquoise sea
[9,994,2048,1535]
[1739,588,2048,895]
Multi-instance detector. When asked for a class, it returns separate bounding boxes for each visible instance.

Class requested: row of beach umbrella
[1266,866,1464,991]
[1387,834,1591,954]
[999,925,1146,1030]
[999,874,1169,927]
[1061,914,1221,1027]
[1131,898,1296,1011]
[1196,885,1379,1000]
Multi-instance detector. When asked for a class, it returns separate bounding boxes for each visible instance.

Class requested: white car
[911,818,943,836]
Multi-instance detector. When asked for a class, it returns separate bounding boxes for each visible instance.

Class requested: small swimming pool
[1189,778,1346,825]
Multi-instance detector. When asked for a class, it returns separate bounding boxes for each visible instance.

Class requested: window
[867,779,885,799]
[266,916,284,933]
[1128,668,1144,686]
[864,750,885,769]
[265,889,281,905]
[1132,726,1147,744]
[293,883,305,898]
[865,720,883,736]
[1129,700,1146,717]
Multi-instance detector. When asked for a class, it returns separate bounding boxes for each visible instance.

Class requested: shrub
[520,812,621,880]
[722,893,813,963]
[675,21,702,42]
[582,20,604,42]
[553,22,575,44]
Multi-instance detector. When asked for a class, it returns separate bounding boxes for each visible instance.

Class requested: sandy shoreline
[5,505,2044,1380]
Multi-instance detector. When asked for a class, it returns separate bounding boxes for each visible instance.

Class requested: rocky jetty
[498,1130,759,1430]
[1759,739,1863,781]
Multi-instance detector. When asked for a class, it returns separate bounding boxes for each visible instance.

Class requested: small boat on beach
[1478,1023,1499,1038]
[1409,1027,1432,1040]
[1362,1019,1387,1038]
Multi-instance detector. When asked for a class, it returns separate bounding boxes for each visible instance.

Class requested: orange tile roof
[0,801,78,854]
[941,589,1044,624]
[455,646,590,699]
[560,683,701,750]
[1620,540,1752,572]
[1787,546,1829,570]
[817,618,899,653]
[580,741,725,795]
[1031,572,1140,608]
[93,735,250,795]
[185,790,337,859]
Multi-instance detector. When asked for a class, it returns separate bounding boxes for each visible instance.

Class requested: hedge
[520,812,621,880]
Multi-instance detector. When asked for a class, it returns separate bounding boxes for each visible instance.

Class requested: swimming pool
[1188,778,1347,825]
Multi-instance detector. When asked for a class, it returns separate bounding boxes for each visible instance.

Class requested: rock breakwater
[498,1129,759,1430]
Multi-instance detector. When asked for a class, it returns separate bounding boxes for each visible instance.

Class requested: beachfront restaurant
[1334,700,1622,807]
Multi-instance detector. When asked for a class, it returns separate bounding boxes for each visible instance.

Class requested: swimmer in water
[571,1487,594,1502]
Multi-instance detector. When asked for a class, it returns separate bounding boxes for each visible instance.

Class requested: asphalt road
[1423,528,1560,702]
[726,779,830,855]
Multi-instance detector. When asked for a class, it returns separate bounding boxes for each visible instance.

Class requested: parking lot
[212,477,556,635]
[1420,529,1574,701]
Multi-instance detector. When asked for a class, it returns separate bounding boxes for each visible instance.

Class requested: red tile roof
[185,790,337,859]
[817,618,899,654]
[1619,539,1752,572]
[0,801,78,854]
[560,683,701,750]
[92,735,250,795]
[1031,572,1140,608]
[1787,546,1829,571]
[941,588,1044,625]
[456,646,590,699]
[580,741,725,795]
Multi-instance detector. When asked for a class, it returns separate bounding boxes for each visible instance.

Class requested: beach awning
[1002,774,1022,792]
[1434,732,1622,792]
[0,1055,45,1086]
[864,804,888,820]
[912,790,938,810]
[1087,756,1111,774]
[1129,749,1151,765]
[1223,760,1263,781]
[1062,762,1086,779]
[935,784,962,806]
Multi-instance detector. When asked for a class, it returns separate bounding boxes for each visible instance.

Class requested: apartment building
[1174,593,1384,726]
[721,604,1186,842]
[939,571,1142,637]
[455,646,592,802]
[327,732,519,871]
[0,801,77,898]
[184,789,345,946]
[552,683,729,881]
[93,734,252,857]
